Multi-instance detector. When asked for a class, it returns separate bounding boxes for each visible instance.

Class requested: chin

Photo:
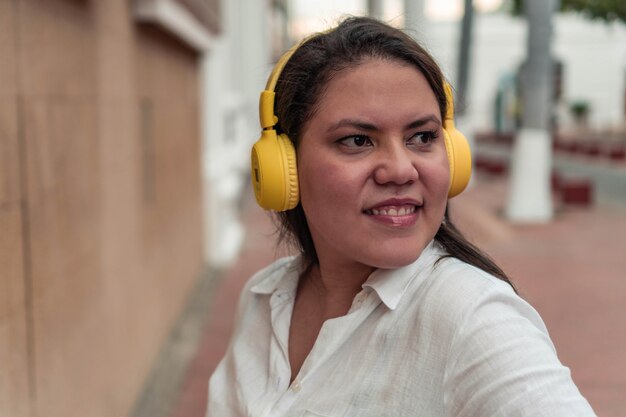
[365,249,425,270]
[360,235,433,269]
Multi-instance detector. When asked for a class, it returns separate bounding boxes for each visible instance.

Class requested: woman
[207,17,595,417]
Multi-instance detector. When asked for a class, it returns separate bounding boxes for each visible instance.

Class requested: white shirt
[207,241,596,417]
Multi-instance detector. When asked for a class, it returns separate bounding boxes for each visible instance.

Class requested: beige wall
[0,1,31,416]
[0,1,205,417]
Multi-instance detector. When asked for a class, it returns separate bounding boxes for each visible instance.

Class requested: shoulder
[412,253,551,359]
[438,255,547,336]
[425,255,542,327]
[392,243,538,337]
[433,258,596,415]
[430,254,515,298]
[425,258,595,415]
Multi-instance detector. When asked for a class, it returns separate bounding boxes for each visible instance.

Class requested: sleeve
[442,283,597,417]
[205,275,254,417]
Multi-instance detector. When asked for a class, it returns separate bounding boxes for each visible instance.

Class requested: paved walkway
[168,174,626,417]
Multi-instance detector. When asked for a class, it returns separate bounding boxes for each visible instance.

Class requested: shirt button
[291,380,302,393]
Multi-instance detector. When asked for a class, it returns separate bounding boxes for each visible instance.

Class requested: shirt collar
[250,255,302,295]
[363,241,440,310]
[248,241,442,310]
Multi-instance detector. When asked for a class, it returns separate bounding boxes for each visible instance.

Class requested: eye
[337,135,373,149]
[407,130,439,147]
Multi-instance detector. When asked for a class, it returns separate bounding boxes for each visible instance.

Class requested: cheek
[299,160,360,208]
[438,161,452,197]
[422,156,451,199]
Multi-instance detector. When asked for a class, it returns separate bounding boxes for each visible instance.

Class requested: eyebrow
[326,115,441,133]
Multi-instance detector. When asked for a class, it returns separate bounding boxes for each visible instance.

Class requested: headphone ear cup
[251,130,299,211]
[443,126,472,198]
[277,133,299,209]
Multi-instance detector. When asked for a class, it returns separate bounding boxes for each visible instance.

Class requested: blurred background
[1,1,625,417]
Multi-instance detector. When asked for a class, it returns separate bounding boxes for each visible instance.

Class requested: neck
[300,260,375,318]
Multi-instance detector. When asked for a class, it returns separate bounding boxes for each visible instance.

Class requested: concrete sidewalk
[167,174,626,417]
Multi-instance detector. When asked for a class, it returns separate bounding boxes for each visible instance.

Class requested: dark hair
[271,16,513,288]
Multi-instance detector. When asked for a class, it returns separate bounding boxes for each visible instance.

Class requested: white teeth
[366,205,417,216]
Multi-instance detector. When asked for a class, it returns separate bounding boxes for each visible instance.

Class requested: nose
[372,144,419,186]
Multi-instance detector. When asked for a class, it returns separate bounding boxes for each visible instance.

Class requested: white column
[237,0,270,126]
[506,129,554,221]
[506,0,557,222]
[200,0,271,267]
[201,38,246,267]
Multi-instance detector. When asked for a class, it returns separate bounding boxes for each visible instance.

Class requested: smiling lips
[363,200,422,227]
[364,204,416,216]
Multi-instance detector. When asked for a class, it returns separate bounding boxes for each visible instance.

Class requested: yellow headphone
[442,82,473,198]
[251,39,472,212]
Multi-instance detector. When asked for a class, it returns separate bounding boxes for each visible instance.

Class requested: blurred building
[1,0,291,415]
[201,0,289,267]
[0,1,213,417]
[292,2,626,132]
[423,11,626,132]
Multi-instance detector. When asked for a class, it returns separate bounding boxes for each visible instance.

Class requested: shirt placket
[257,288,296,417]
[267,288,382,416]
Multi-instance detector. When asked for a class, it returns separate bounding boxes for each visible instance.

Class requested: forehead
[310,58,441,127]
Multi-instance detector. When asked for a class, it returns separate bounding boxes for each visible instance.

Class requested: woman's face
[297,58,450,273]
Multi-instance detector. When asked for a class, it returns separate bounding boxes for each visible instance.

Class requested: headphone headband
[265,42,302,91]
[259,44,299,130]
[260,35,322,130]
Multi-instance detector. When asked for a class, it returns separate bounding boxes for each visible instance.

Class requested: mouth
[362,199,422,227]
[363,198,424,226]
[364,204,418,216]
